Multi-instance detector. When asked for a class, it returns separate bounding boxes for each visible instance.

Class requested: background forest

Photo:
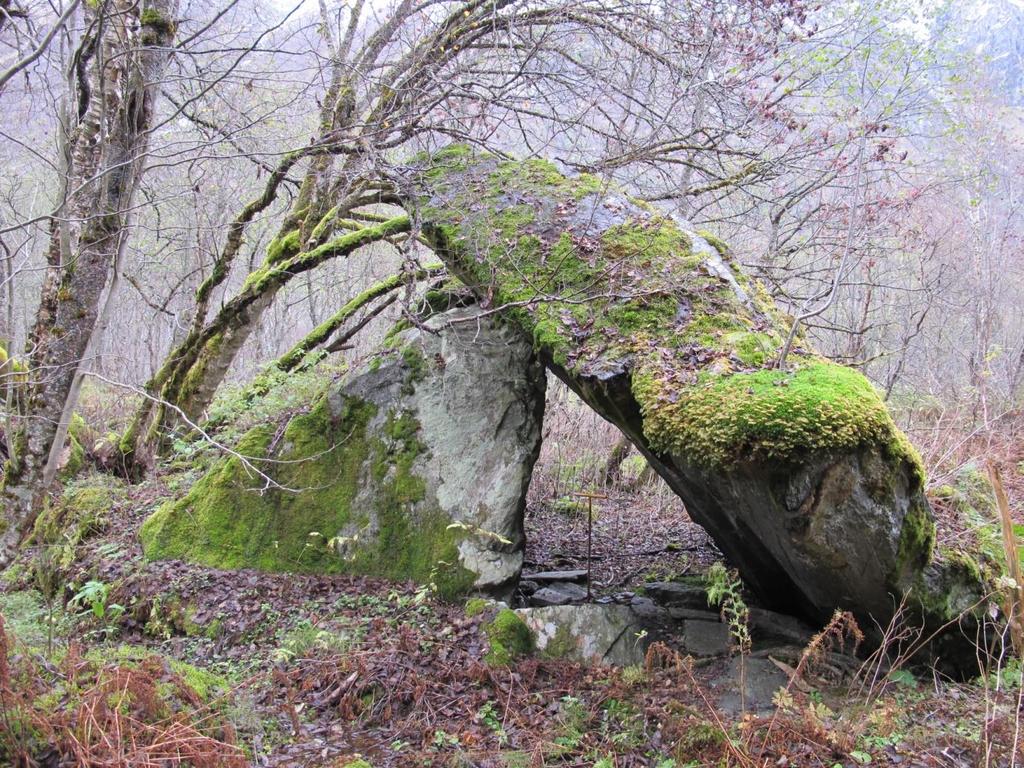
[1,0,1022,485]
[0,0,1023,766]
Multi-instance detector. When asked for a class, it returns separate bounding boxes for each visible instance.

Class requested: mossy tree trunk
[119,42,388,470]
[0,0,179,565]
[119,210,411,470]
[203,264,443,426]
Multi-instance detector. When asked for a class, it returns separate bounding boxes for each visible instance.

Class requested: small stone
[517,579,539,595]
[681,619,731,656]
[667,607,721,622]
[748,607,814,646]
[628,596,661,620]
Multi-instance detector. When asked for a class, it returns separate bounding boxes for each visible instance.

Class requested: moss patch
[32,475,122,574]
[141,389,474,600]
[635,362,925,481]
[465,597,490,617]
[484,609,534,665]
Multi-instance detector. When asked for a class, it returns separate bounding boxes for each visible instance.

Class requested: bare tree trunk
[0,0,179,566]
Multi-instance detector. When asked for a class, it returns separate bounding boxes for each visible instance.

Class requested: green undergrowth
[416,147,922,475]
[0,589,72,649]
[31,474,125,576]
[0,613,243,763]
[931,465,1008,571]
[889,466,1007,646]
[921,465,1011,605]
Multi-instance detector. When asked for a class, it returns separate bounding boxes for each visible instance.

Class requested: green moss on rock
[141,391,474,600]
[538,623,578,660]
[484,609,534,665]
[634,361,925,482]
[464,597,490,617]
[415,148,923,478]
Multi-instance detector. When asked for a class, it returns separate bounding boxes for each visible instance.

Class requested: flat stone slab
[524,569,589,584]
[643,581,710,610]
[680,619,731,657]
[529,582,588,606]
[668,607,722,622]
[716,657,790,714]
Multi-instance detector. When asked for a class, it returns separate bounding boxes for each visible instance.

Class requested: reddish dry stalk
[988,460,1024,655]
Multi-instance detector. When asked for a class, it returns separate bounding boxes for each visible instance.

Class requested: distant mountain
[939,0,1024,105]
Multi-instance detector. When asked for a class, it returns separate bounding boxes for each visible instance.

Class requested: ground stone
[716,657,791,714]
[748,607,815,646]
[643,581,710,610]
[529,582,588,606]
[516,604,652,666]
[668,607,722,622]
[680,619,732,657]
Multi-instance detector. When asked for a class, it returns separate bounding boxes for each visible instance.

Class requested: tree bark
[0,0,179,566]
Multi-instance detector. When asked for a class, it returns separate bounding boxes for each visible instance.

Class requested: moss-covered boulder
[408,147,939,627]
[141,307,545,599]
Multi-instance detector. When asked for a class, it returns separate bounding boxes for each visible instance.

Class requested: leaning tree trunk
[0,0,179,566]
[118,57,360,471]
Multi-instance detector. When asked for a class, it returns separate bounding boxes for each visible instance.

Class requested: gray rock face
[412,149,939,632]
[141,305,544,600]
[516,604,653,666]
[640,445,929,624]
[354,307,547,596]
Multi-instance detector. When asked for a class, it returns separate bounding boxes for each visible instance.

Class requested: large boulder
[141,306,545,599]
[408,147,941,627]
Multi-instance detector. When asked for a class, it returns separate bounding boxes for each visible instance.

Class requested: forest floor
[0,451,1022,767]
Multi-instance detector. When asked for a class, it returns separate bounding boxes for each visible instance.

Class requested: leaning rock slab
[410,147,942,630]
[141,307,545,599]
